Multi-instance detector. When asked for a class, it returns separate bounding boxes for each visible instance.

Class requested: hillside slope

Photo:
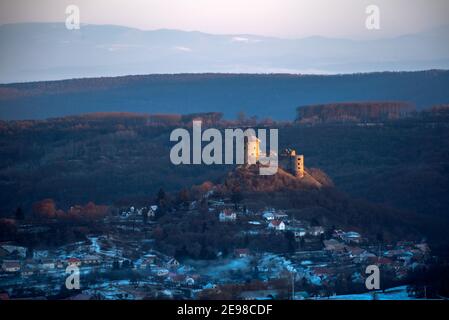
[213,165,429,242]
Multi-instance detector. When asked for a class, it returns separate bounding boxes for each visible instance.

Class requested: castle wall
[244,136,260,165]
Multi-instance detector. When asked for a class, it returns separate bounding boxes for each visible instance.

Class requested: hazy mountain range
[1,22,449,83]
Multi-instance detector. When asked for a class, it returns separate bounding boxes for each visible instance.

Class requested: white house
[262,212,275,221]
[140,254,157,269]
[83,255,102,265]
[293,228,307,238]
[342,231,362,243]
[219,209,237,222]
[2,260,20,272]
[41,259,55,269]
[234,248,250,258]
[268,220,286,231]
[20,267,34,277]
[274,212,289,220]
[308,226,325,236]
[185,277,195,286]
[166,258,180,269]
[156,268,169,277]
[145,205,158,218]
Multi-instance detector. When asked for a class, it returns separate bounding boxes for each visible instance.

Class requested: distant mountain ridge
[1,22,449,83]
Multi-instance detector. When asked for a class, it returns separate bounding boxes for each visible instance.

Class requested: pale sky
[0,0,448,39]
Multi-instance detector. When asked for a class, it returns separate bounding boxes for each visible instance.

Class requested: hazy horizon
[1,0,449,39]
[1,1,449,83]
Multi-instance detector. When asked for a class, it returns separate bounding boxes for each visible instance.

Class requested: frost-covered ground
[186,257,251,282]
[325,286,417,300]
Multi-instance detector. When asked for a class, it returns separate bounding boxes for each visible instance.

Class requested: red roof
[170,274,187,282]
[368,256,392,265]
[222,209,235,216]
[234,248,250,255]
[0,292,10,300]
[270,220,283,226]
[68,258,81,263]
[313,267,333,276]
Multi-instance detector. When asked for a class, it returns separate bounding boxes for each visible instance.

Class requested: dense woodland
[296,102,415,124]
[2,70,449,120]
[0,105,448,248]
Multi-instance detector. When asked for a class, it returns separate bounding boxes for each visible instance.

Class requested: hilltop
[199,164,425,242]
[219,165,332,193]
[0,109,448,244]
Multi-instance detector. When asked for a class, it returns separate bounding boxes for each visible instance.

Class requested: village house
[41,259,56,269]
[415,242,430,254]
[56,260,65,268]
[274,212,289,220]
[347,246,365,257]
[155,268,169,277]
[384,249,406,258]
[2,260,21,273]
[323,239,347,252]
[209,200,225,208]
[268,220,286,231]
[219,209,237,222]
[0,244,27,258]
[397,252,414,266]
[0,292,10,300]
[185,277,195,286]
[341,231,362,243]
[292,228,307,240]
[166,258,180,269]
[146,205,158,218]
[308,226,325,236]
[67,257,82,267]
[140,254,157,269]
[239,290,278,300]
[0,247,9,258]
[168,274,196,286]
[169,273,186,283]
[83,255,102,265]
[262,210,275,221]
[144,254,157,263]
[367,256,393,268]
[20,266,35,277]
[234,248,250,258]
[312,266,334,280]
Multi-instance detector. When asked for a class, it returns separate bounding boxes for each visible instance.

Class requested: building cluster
[0,194,432,300]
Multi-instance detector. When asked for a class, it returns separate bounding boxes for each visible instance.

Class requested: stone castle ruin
[243,135,304,178]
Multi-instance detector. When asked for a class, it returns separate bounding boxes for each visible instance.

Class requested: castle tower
[291,154,304,178]
[244,135,260,165]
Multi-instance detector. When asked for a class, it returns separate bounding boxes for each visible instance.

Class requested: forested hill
[296,102,415,124]
[1,70,449,120]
